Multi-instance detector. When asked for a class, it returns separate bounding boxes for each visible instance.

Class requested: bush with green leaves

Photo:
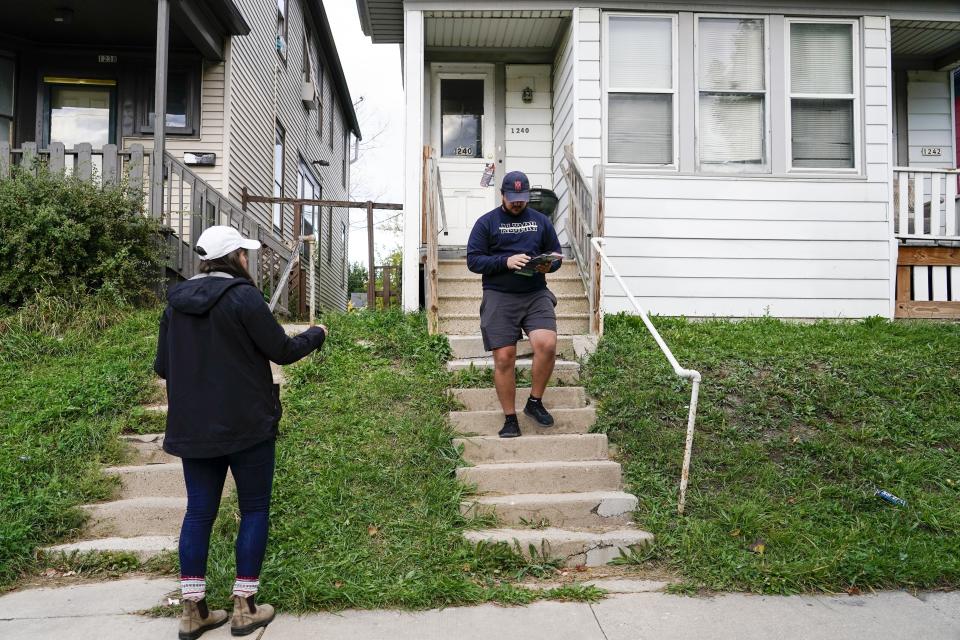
[0,167,163,308]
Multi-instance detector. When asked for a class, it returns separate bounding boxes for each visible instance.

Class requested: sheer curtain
[697,18,766,170]
[607,16,674,164]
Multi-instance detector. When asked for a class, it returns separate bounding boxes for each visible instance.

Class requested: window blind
[791,23,853,94]
[791,99,854,168]
[609,16,673,89]
[699,95,764,165]
[698,18,764,92]
[609,93,672,164]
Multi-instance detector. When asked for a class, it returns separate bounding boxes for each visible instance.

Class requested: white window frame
[602,12,680,169]
[785,17,862,174]
[693,14,771,174]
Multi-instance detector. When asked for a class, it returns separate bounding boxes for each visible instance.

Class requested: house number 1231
[510,127,530,134]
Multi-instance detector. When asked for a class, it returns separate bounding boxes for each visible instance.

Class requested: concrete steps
[438,259,581,279]
[454,434,609,464]
[449,407,596,436]
[449,386,588,411]
[440,293,589,315]
[82,497,186,537]
[447,335,578,360]
[461,491,639,529]
[463,527,654,568]
[43,536,179,562]
[121,434,175,465]
[440,313,590,336]
[437,275,587,297]
[447,357,581,384]
[456,460,623,495]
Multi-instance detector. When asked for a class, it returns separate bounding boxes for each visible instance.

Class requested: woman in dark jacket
[154,226,326,639]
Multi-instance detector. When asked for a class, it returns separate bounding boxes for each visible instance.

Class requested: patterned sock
[232,576,260,598]
[180,576,206,602]
[528,396,542,404]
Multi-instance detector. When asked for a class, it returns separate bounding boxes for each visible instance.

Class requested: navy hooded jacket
[154,273,325,458]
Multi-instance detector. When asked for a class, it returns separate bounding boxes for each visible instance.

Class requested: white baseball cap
[195,226,261,261]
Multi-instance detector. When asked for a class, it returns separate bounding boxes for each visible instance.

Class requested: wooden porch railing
[894,167,960,240]
[0,141,295,309]
[562,144,603,334]
[421,145,446,334]
[373,264,401,309]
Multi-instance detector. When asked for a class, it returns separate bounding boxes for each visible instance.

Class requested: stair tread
[44,535,178,555]
[464,526,653,544]
[82,496,186,509]
[449,406,594,417]
[467,490,637,503]
[447,357,580,368]
[453,433,604,444]
[104,462,181,473]
[463,459,619,471]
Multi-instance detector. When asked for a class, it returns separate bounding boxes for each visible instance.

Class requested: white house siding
[227,0,352,311]
[505,64,553,193]
[906,70,955,168]
[575,8,602,174]
[552,23,575,244]
[588,14,893,318]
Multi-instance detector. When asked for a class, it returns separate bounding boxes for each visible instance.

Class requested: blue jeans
[179,438,275,579]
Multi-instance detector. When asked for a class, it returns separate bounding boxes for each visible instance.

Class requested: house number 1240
[510,127,530,134]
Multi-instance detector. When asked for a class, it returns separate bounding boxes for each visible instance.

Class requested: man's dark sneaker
[498,415,521,438]
[524,397,554,427]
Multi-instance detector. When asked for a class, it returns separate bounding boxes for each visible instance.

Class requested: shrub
[0,167,164,308]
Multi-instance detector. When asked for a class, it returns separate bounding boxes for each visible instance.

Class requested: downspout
[151,0,170,220]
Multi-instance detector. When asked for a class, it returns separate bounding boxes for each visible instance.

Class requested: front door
[44,77,116,148]
[431,64,496,246]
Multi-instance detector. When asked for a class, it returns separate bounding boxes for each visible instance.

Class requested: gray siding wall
[552,22,575,245]
[574,11,893,318]
[227,0,352,311]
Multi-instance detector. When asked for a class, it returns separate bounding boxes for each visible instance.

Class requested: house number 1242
[510,127,530,134]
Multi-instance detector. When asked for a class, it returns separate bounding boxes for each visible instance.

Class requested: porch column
[402,9,424,311]
[150,0,170,219]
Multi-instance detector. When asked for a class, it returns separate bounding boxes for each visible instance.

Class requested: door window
[440,79,483,158]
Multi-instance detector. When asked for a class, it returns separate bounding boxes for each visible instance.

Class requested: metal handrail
[590,236,702,515]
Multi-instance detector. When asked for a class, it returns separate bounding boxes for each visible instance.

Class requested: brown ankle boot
[231,595,275,636]
[178,598,228,640]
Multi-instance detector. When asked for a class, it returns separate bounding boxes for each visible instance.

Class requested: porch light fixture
[522,86,534,104]
[53,8,74,24]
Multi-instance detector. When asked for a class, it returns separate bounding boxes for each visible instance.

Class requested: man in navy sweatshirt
[467,171,563,438]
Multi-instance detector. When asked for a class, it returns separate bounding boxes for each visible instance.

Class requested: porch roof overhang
[893,20,960,71]
[0,0,250,61]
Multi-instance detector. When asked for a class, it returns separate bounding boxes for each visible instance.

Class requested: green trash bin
[528,187,559,220]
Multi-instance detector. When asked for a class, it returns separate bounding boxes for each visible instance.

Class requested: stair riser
[456,463,621,494]
[449,408,595,435]
[454,434,608,464]
[438,278,586,297]
[438,262,580,279]
[449,387,586,411]
[461,495,638,529]
[448,336,577,360]
[105,466,234,499]
[43,537,178,562]
[463,530,653,568]
[441,317,589,336]
[126,442,177,465]
[83,502,185,537]
[440,296,589,315]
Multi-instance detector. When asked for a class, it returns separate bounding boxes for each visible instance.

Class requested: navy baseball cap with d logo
[501,170,530,203]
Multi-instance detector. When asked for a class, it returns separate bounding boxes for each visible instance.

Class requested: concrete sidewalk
[1,578,955,639]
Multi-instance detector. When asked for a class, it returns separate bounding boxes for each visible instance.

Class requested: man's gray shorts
[480,288,557,351]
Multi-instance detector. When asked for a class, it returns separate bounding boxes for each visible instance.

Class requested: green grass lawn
[585,314,960,595]
[0,300,162,588]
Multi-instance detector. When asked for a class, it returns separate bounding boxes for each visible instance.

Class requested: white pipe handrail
[591,236,702,516]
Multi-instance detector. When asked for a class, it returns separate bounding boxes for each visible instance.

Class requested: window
[696,17,768,172]
[341,222,347,287]
[605,15,676,165]
[317,68,324,139]
[298,159,321,259]
[789,21,857,170]
[141,66,200,136]
[276,0,288,60]
[45,79,116,147]
[343,131,349,188]
[440,79,483,158]
[0,53,14,146]
[273,122,285,234]
[326,207,333,264]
